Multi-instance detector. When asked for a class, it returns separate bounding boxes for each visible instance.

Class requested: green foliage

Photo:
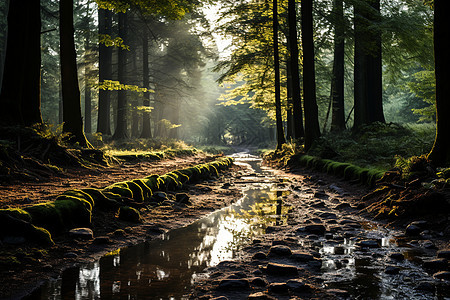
[98,79,153,93]
[98,34,130,50]
[394,154,430,180]
[408,70,436,121]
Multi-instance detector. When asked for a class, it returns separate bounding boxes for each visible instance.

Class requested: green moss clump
[131,179,153,200]
[0,213,54,246]
[58,189,95,208]
[0,208,32,223]
[118,206,142,223]
[125,181,144,202]
[103,184,134,199]
[143,174,164,191]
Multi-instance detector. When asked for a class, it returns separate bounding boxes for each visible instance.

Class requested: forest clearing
[1,0,449,299]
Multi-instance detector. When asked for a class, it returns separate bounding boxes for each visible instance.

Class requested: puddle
[28,156,290,299]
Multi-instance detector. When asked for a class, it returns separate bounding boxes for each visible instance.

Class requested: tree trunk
[97,8,112,135]
[60,0,90,147]
[286,53,294,140]
[84,18,92,134]
[353,0,384,129]
[301,0,321,151]
[428,0,450,166]
[113,11,129,140]
[330,0,345,131]
[273,0,286,150]
[140,35,153,138]
[288,0,305,140]
[0,0,42,126]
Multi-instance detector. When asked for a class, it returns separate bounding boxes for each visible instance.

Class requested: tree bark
[112,11,129,140]
[273,0,286,150]
[353,0,384,129]
[330,0,345,131]
[97,8,112,135]
[84,16,92,134]
[428,0,450,166]
[60,0,90,147]
[301,0,321,151]
[140,35,153,138]
[288,0,305,140]
[0,0,42,126]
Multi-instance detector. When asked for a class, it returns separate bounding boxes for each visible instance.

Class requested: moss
[103,184,133,199]
[82,188,122,209]
[0,255,21,266]
[58,189,95,207]
[0,213,54,246]
[125,181,144,202]
[160,173,182,190]
[143,174,163,191]
[131,179,153,200]
[172,170,190,184]
[118,206,142,223]
[0,208,32,222]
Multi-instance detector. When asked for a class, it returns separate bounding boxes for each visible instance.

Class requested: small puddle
[28,156,289,299]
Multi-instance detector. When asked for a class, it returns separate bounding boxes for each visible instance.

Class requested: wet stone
[304,224,326,235]
[153,191,168,202]
[265,226,282,233]
[291,251,314,262]
[423,258,448,271]
[314,191,329,199]
[268,245,292,257]
[335,203,352,210]
[252,252,267,260]
[271,240,287,246]
[405,224,422,236]
[385,266,401,275]
[356,240,380,248]
[422,240,437,249]
[64,252,78,258]
[247,292,276,300]
[93,236,110,244]
[307,259,322,269]
[389,252,405,261]
[286,279,312,293]
[437,249,450,259]
[268,282,289,295]
[217,279,250,290]
[250,277,268,287]
[415,281,435,292]
[433,271,450,280]
[327,289,350,298]
[175,193,191,204]
[266,262,299,276]
[318,212,337,219]
[410,220,428,228]
[69,228,93,240]
[211,297,228,300]
[3,236,26,245]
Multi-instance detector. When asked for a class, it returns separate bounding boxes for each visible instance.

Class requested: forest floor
[0,150,449,299]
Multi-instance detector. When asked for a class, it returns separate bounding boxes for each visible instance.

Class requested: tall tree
[60,0,90,147]
[0,0,42,126]
[112,11,129,140]
[330,0,345,131]
[83,7,92,134]
[140,35,153,138]
[353,0,384,129]
[428,0,450,166]
[274,0,286,149]
[287,0,305,140]
[97,8,113,135]
[301,0,320,151]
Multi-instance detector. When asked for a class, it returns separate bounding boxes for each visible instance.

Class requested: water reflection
[30,158,290,300]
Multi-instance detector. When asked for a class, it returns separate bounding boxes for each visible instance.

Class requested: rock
[221,183,231,189]
[385,266,401,275]
[415,281,435,292]
[2,236,26,245]
[93,236,110,244]
[211,297,228,300]
[389,252,404,261]
[405,224,422,236]
[307,259,322,269]
[329,185,344,194]
[247,292,276,300]
[318,212,337,219]
[335,203,352,210]
[410,220,428,228]
[286,279,312,293]
[268,245,292,257]
[304,224,326,235]
[327,289,350,298]
[268,282,289,294]
[266,262,299,276]
[433,271,450,280]
[250,277,268,287]
[175,193,191,204]
[437,250,450,259]
[113,229,126,237]
[314,191,329,199]
[152,192,168,202]
[145,225,166,234]
[217,279,250,290]
[271,240,287,246]
[252,252,267,260]
[422,240,437,249]
[64,252,78,258]
[118,206,142,223]
[423,258,448,271]
[291,252,314,262]
[69,228,93,240]
[265,226,282,233]
[356,240,380,248]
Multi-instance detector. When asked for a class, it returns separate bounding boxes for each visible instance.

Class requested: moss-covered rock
[124,181,144,202]
[0,213,54,246]
[118,206,142,223]
[131,179,153,200]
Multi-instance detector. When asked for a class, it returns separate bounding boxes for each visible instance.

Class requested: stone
[314,191,329,199]
[433,271,450,280]
[405,224,422,236]
[69,228,93,240]
[93,236,110,244]
[437,250,450,259]
[175,193,191,204]
[268,282,289,294]
[327,289,350,298]
[410,220,428,228]
[319,212,337,219]
[247,292,276,300]
[268,245,292,257]
[266,262,299,276]
[415,281,435,292]
[291,251,314,262]
[304,224,326,235]
[356,240,380,248]
[265,226,282,233]
[211,297,228,300]
[286,279,312,293]
[113,229,126,237]
[2,236,26,245]
[271,240,287,246]
[307,259,322,269]
[152,192,168,202]
[389,252,404,261]
[64,252,78,258]
[250,277,268,287]
[385,266,401,275]
[252,252,267,260]
[422,240,437,249]
[217,279,250,290]
[423,258,448,271]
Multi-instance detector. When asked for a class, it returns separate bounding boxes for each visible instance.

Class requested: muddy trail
[9,152,448,300]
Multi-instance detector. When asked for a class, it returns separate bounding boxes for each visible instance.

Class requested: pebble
[389,252,404,261]
[356,240,380,248]
[304,224,326,235]
[250,277,268,287]
[64,252,78,258]
[385,266,401,275]
[247,292,276,300]
[433,271,450,280]
[415,281,435,292]
[252,252,267,260]
[291,251,314,262]
[327,289,350,298]
[268,245,292,257]
[423,258,448,271]
[422,240,437,249]
[69,228,93,240]
[437,249,450,259]
[335,203,352,210]
[93,236,110,244]
[286,279,312,293]
[217,279,250,290]
[313,191,329,199]
[318,212,337,219]
[268,282,289,294]
[405,224,422,236]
